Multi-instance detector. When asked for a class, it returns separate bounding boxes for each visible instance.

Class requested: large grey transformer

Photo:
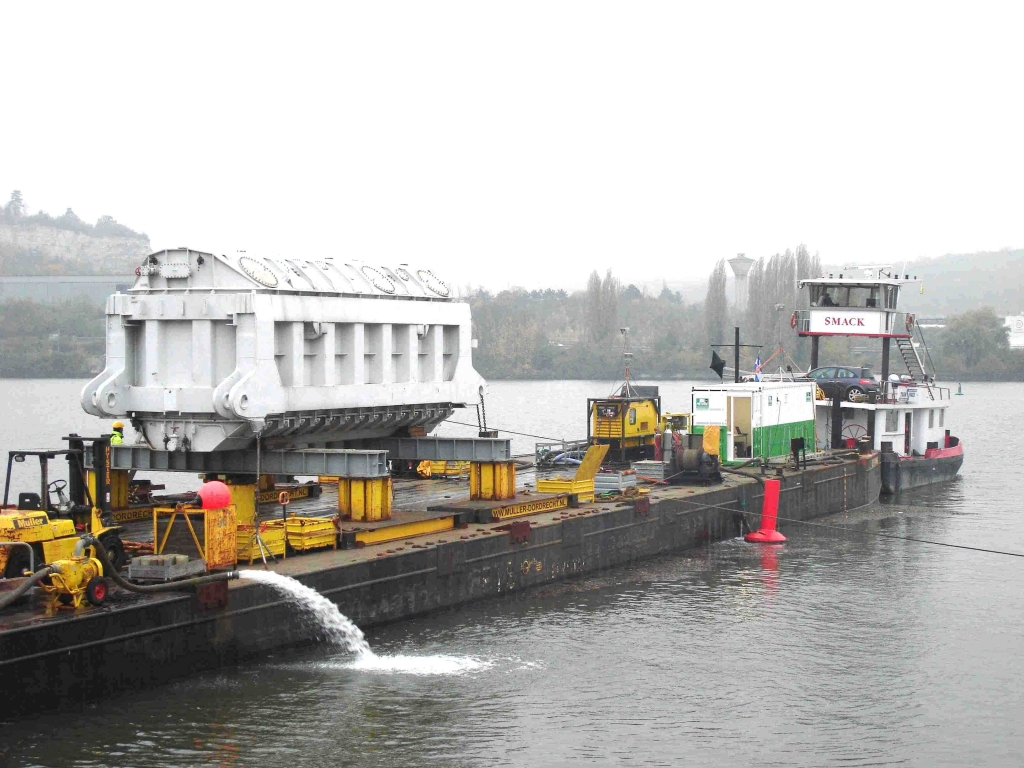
[82,249,485,452]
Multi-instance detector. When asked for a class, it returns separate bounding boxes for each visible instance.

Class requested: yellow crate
[535,477,595,503]
[285,515,338,552]
[236,520,287,563]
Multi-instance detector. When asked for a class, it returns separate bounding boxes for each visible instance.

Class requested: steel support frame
[346,437,511,462]
[91,446,390,478]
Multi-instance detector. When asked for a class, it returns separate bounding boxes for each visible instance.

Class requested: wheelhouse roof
[799,276,915,289]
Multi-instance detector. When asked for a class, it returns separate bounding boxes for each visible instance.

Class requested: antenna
[619,328,633,396]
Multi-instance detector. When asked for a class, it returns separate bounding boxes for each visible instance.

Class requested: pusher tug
[1,249,884,717]
[794,266,963,493]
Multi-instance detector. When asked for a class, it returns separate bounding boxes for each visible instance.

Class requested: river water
[2,379,1022,767]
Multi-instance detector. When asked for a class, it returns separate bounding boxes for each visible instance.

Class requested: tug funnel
[745,478,786,543]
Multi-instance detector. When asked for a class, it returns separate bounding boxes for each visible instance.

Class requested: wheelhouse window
[809,284,896,309]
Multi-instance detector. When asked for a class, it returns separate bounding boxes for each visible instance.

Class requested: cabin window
[940,409,945,428]
[928,409,935,428]
[885,410,898,432]
[810,284,891,308]
[628,408,636,426]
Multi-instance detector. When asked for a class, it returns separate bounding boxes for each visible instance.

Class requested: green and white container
[691,381,816,465]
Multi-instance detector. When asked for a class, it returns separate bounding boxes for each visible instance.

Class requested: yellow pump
[42,555,107,610]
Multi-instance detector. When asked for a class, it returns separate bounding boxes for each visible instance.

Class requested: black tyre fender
[98,535,126,573]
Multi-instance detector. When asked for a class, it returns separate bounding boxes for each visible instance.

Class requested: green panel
[751,419,815,460]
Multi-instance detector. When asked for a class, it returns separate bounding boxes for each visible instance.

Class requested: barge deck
[0,451,880,718]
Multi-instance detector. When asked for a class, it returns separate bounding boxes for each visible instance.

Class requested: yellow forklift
[0,435,126,578]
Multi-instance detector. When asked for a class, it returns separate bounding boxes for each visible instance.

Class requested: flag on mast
[754,355,762,382]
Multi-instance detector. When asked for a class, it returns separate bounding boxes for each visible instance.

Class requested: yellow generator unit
[0,510,79,578]
[588,385,661,462]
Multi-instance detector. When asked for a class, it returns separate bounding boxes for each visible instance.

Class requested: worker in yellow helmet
[110,421,125,445]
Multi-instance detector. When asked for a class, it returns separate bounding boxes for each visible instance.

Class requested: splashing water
[342,653,492,675]
[239,570,490,676]
[240,570,372,657]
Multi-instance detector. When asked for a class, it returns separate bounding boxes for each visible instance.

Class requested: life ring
[135,266,141,276]
[790,313,798,329]
[905,314,915,332]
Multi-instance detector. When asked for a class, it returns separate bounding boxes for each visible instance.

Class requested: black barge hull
[0,453,881,718]
[881,445,964,495]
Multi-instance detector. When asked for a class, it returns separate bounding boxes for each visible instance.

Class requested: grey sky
[2,2,1021,291]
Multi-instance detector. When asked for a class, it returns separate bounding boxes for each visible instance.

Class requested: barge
[0,448,880,718]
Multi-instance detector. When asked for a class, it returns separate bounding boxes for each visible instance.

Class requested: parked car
[805,366,879,401]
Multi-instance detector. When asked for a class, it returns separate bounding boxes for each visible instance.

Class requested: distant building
[0,275,130,305]
[1006,315,1024,349]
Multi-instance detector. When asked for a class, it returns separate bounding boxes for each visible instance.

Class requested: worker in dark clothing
[820,293,836,307]
[110,421,125,445]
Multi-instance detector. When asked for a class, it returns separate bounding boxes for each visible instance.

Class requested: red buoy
[197,480,232,510]
[745,478,786,543]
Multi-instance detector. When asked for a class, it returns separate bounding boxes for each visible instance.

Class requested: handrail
[0,541,34,576]
[913,321,939,380]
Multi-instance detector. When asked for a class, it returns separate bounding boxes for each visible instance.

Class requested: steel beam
[347,437,511,462]
[91,446,390,478]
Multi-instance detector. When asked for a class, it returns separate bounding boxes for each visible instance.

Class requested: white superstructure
[82,249,485,452]
[1005,315,1024,349]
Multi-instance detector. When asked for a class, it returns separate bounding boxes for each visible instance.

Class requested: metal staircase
[895,324,935,400]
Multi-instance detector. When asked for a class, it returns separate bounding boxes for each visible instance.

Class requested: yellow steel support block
[338,477,393,521]
[470,461,516,501]
[258,475,275,492]
[224,482,257,527]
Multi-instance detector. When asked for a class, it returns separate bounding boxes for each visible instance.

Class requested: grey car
[806,366,879,401]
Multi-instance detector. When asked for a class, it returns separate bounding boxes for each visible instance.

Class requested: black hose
[82,536,239,594]
[0,566,58,611]
[719,459,767,487]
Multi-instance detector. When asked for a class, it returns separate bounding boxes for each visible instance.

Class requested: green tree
[704,258,728,347]
[5,190,24,222]
[941,308,1009,369]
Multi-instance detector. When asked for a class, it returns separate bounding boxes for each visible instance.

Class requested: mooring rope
[668,493,1024,559]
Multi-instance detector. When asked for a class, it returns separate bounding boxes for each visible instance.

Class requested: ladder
[894,330,935,400]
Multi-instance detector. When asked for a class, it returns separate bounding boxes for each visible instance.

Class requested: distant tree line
[0,246,1020,379]
[2,190,145,239]
[0,298,105,378]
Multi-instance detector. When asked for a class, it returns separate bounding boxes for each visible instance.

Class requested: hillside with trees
[0,190,150,275]
[0,202,1020,381]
